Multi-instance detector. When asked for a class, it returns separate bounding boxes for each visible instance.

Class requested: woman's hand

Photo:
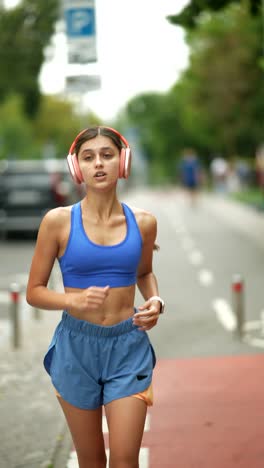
[133,299,160,331]
[66,286,110,315]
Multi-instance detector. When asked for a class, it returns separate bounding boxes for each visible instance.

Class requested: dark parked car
[0,159,82,237]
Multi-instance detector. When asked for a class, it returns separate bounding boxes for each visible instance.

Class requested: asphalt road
[126,188,264,359]
[0,187,264,468]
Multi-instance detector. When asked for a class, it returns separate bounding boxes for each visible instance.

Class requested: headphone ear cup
[119,148,131,179]
[67,154,83,184]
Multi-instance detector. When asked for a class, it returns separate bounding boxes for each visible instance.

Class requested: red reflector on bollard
[10,290,20,303]
[232,282,243,293]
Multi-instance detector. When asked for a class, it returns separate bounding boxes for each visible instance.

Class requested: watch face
[157,299,164,314]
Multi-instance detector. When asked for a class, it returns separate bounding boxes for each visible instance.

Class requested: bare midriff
[64,284,136,326]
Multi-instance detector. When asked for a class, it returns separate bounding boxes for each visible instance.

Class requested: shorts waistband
[61,310,137,337]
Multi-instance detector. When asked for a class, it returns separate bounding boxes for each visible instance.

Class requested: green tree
[167,0,262,28]
[32,95,102,158]
[125,92,195,182]
[0,94,35,160]
[122,1,264,180]
[0,93,103,161]
[176,3,264,156]
[0,0,59,118]
[33,96,83,159]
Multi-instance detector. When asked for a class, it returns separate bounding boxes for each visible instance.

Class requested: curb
[51,422,72,468]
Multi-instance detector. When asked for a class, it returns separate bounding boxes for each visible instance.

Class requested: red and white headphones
[67,126,132,184]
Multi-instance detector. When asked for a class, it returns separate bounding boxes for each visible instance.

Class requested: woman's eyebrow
[81,146,114,154]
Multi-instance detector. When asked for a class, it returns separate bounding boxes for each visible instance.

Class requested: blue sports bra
[58,202,143,289]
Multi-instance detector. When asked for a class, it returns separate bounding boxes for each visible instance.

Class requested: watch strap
[148,295,165,314]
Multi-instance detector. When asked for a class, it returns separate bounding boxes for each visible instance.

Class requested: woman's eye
[104,153,112,159]
[85,155,93,161]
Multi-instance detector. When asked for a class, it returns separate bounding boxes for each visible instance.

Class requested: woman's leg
[105,396,147,468]
[57,396,107,468]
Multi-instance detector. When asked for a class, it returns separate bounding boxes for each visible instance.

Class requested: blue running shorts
[44,310,156,410]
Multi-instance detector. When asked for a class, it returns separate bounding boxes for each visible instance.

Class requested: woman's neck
[82,190,121,221]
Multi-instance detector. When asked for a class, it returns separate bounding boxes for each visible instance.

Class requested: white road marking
[143,413,150,432]
[240,311,264,349]
[243,320,261,332]
[243,335,264,349]
[214,308,264,349]
[198,269,214,286]
[173,225,187,234]
[102,414,108,433]
[160,206,187,235]
[212,298,236,331]
[181,237,195,251]
[260,310,264,335]
[0,319,11,342]
[188,250,203,266]
[67,451,78,468]
[171,221,187,234]
[0,292,9,304]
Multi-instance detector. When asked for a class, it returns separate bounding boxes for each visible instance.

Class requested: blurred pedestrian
[179,148,202,206]
[236,159,251,190]
[226,159,240,193]
[210,155,229,194]
[26,126,164,468]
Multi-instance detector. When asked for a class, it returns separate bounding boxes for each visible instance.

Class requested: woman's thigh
[105,396,147,465]
[57,396,106,467]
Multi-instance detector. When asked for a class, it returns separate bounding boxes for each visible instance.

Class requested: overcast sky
[5,0,190,121]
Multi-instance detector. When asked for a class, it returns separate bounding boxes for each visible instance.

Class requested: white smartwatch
[149,296,165,314]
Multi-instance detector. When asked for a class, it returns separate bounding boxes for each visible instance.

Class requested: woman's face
[77,135,120,188]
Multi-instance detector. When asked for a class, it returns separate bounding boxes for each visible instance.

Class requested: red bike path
[143,354,264,468]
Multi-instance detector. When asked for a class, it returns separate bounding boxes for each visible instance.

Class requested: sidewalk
[0,305,71,468]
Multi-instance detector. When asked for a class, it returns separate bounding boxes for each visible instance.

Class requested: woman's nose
[95,154,103,167]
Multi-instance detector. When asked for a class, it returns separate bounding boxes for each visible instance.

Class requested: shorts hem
[52,380,101,410]
[103,381,152,407]
[52,381,153,410]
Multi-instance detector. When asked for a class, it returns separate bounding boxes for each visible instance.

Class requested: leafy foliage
[0,94,40,160]
[0,0,59,117]
[167,0,262,28]
[180,3,264,156]
[0,94,102,160]
[122,2,264,182]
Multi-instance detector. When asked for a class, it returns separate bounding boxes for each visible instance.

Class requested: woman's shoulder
[125,204,157,233]
[40,205,73,230]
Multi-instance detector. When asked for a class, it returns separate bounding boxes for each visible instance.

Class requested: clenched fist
[66,286,110,315]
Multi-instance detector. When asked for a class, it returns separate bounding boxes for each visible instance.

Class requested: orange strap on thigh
[131,384,153,406]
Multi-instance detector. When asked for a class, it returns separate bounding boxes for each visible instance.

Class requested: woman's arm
[26,208,109,312]
[134,210,162,330]
[26,208,68,310]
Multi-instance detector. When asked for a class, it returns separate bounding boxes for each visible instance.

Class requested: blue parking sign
[65,8,96,37]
